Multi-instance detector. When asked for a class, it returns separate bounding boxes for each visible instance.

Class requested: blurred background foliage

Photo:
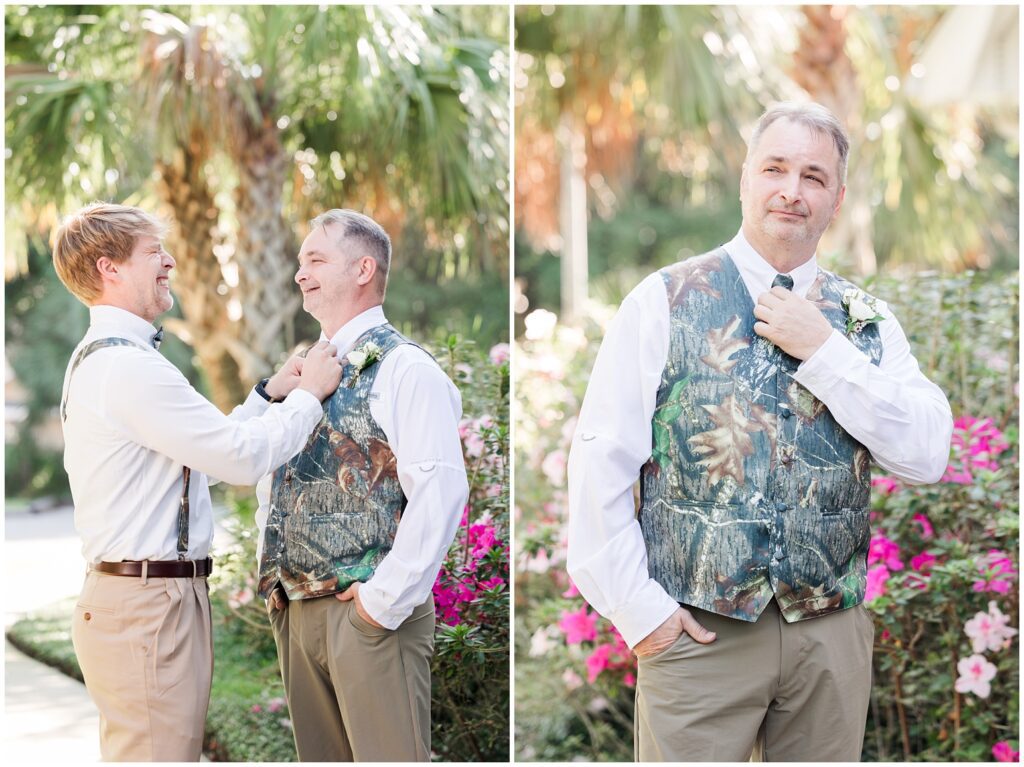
[5,3,510,499]
[514,5,1018,332]
[513,4,1018,763]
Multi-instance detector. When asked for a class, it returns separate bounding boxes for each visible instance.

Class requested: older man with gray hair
[255,209,469,761]
[567,102,952,761]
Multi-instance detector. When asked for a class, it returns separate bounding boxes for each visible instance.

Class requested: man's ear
[96,256,120,284]
[356,255,377,288]
[831,184,847,221]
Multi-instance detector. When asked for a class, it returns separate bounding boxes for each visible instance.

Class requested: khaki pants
[635,599,874,762]
[268,592,435,762]
[71,570,212,762]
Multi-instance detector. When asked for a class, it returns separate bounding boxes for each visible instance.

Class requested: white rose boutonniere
[842,288,885,335]
[345,341,382,387]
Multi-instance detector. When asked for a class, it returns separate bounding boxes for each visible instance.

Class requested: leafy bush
[514,270,1018,762]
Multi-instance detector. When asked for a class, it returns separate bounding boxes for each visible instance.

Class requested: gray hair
[309,209,392,296]
[747,102,850,185]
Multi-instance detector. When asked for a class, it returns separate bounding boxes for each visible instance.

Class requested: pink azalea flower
[865,565,890,602]
[912,513,934,539]
[911,552,937,572]
[562,580,581,599]
[943,416,1009,484]
[488,343,510,366]
[558,605,598,644]
[868,533,903,571]
[585,644,614,683]
[562,668,583,691]
[251,704,262,713]
[541,449,567,487]
[871,476,899,495]
[992,741,1020,763]
[623,671,636,687]
[973,550,1018,594]
[268,697,286,713]
[954,654,997,698]
[964,601,1018,654]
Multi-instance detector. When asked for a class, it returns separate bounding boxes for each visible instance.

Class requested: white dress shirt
[566,230,953,648]
[255,305,469,629]
[61,305,324,565]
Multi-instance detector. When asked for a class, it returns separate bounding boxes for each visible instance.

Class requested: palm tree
[6,5,509,409]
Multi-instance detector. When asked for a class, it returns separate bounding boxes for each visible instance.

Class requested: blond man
[55,202,343,761]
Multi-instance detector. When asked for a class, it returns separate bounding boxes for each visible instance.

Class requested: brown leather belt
[92,558,213,578]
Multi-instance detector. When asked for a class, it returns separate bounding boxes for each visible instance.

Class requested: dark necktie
[772,273,794,291]
[151,326,164,350]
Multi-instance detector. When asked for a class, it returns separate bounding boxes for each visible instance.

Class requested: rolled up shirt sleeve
[105,350,325,486]
[793,302,953,484]
[358,354,469,629]
[567,275,680,649]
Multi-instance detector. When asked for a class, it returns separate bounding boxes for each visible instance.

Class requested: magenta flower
[558,604,598,644]
[865,565,890,602]
[585,644,614,683]
[871,476,899,495]
[868,533,903,571]
[964,601,1018,653]
[268,697,286,713]
[992,741,1020,763]
[955,654,997,698]
[943,416,1009,483]
[911,551,937,572]
[972,550,1018,594]
[912,513,934,539]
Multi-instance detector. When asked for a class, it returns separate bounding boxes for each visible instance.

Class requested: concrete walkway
[4,503,217,762]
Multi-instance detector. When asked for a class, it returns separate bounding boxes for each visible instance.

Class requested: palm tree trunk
[231,116,302,381]
[154,144,246,411]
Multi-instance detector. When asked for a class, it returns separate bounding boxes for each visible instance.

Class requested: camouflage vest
[258,324,414,600]
[639,249,883,623]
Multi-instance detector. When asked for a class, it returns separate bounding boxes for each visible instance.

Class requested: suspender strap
[62,336,194,560]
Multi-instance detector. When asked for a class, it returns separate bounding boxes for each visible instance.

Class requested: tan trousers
[70,570,212,762]
[635,599,874,762]
[268,592,435,762]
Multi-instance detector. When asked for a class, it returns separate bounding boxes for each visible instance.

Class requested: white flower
[347,350,367,368]
[841,288,883,334]
[954,654,997,698]
[848,297,876,322]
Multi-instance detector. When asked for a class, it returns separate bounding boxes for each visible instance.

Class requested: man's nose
[778,173,802,203]
[163,251,176,270]
[295,266,306,284]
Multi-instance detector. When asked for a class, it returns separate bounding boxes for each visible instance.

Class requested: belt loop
[141,559,149,586]
[191,559,197,581]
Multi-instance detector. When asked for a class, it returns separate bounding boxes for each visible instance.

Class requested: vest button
[775,502,789,512]
[780,407,792,419]
[773,547,787,561]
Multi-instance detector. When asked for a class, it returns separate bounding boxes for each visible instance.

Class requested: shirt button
[83,612,92,621]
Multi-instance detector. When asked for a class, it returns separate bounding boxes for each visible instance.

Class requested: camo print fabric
[639,249,883,623]
[258,324,412,601]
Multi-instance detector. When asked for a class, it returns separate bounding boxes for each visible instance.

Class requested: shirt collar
[723,229,820,298]
[88,305,161,347]
[322,305,388,356]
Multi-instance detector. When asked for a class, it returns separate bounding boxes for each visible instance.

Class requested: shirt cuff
[609,581,681,649]
[357,580,408,630]
[232,387,272,419]
[793,329,862,396]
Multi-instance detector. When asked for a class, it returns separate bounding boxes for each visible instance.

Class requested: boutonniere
[842,288,884,335]
[345,341,382,387]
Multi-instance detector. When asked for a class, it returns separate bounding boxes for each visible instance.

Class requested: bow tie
[151,326,164,350]
[772,273,794,291]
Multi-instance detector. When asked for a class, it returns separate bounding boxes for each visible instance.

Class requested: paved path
[4,503,219,761]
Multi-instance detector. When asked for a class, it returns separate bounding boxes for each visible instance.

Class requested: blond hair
[52,202,168,304]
